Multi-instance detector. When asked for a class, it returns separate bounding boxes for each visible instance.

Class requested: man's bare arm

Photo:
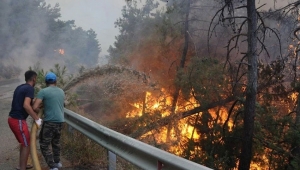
[32,98,42,113]
[24,97,39,120]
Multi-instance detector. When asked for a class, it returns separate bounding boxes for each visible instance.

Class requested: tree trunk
[166,0,191,142]
[238,0,258,169]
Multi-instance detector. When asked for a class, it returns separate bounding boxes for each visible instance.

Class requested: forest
[3,0,300,169]
[0,0,101,79]
[102,0,300,169]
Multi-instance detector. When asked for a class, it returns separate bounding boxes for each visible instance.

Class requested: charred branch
[222,99,241,135]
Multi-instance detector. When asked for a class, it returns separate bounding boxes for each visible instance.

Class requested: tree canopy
[103,0,300,169]
[11,0,300,169]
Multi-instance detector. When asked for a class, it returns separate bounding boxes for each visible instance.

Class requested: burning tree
[58,0,300,169]
[209,0,300,169]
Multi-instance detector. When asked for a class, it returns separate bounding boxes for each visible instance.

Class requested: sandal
[15,165,33,170]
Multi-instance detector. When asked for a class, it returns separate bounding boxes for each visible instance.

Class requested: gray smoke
[0,1,64,80]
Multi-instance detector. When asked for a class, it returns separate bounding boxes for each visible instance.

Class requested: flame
[58,49,65,55]
[126,89,173,118]
[125,89,208,155]
[54,48,65,55]
[153,103,160,109]
[209,107,234,131]
[251,154,269,170]
[182,122,200,139]
[126,102,143,117]
[289,92,298,102]
[124,87,275,170]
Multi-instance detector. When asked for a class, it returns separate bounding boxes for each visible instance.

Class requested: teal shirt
[37,86,65,123]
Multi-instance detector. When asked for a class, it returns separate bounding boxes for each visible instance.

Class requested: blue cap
[45,72,57,82]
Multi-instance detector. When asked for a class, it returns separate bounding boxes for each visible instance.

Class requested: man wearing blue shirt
[8,70,42,170]
[33,72,65,170]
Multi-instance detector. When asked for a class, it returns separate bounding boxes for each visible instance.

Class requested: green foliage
[108,0,161,64]
[181,109,242,169]
[29,62,72,95]
[179,57,229,106]
[172,57,300,169]
[258,60,287,102]
[49,64,73,87]
[78,65,86,75]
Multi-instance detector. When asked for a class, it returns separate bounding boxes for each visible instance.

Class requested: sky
[47,0,127,57]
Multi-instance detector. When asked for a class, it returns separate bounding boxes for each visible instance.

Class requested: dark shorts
[8,117,30,147]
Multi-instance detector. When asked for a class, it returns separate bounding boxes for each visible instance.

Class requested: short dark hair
[25,70,37,82]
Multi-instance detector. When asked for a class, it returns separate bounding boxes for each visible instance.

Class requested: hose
[30,110,43,170]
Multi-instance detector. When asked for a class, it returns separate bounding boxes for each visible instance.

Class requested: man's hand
[35,118,43,128]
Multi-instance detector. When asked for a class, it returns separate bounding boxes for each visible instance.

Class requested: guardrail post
[157,161,163,170]
[108,151,117,170]
[68,124,73,133]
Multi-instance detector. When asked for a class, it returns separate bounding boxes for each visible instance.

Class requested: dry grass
[61,124,108,168]
[61,106,142,169]
[61,125,141,169]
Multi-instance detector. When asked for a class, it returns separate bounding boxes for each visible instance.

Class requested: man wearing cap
[33,72,65,170]
[8,70,42,170]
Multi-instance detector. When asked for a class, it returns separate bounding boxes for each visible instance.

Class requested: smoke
[0,0,103,81]
[46,0,127,58]
[106,0,297,94]
[0,0,64,80]
[258,0,292,10]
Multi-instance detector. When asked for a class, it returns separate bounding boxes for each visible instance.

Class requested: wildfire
[289,92,298,102]
[54,48,65,55]
[58,49,65,55]
[125,88,236,157]
[182,122,200,139]
[209,107,234,131]
[126,89,173,118]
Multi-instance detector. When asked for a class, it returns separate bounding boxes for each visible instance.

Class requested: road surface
[0,79,22,170]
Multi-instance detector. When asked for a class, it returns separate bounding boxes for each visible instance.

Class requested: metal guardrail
[64,108,212,170]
